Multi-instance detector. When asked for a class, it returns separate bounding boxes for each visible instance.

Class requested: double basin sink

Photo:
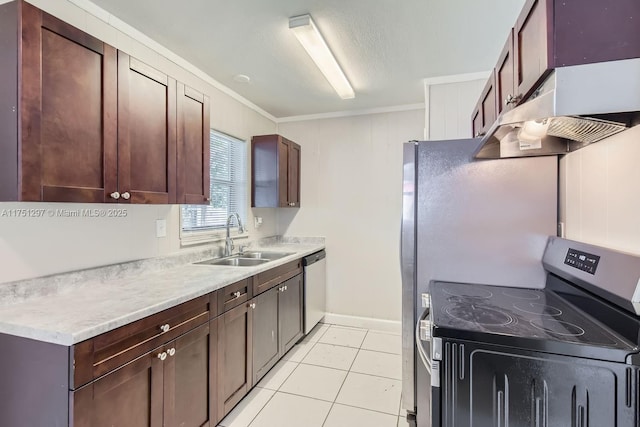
[195,251,294,267]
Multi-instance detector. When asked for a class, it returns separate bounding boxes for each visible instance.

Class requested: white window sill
[180,229,249,247]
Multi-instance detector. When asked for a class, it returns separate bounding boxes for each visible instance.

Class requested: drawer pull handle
[250,303,256,309]
[167,348,176,357]
[157,351,167,361]
[160,324,170,333]
[232,291,242,299]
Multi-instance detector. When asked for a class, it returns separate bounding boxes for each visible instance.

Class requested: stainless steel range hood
[475,58,640,159]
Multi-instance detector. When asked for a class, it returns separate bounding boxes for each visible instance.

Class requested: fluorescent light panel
[289,14,355,99]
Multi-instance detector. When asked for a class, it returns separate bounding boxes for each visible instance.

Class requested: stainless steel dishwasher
[302,250,326,334]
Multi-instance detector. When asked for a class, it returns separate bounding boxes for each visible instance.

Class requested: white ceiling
[90,0,525,118]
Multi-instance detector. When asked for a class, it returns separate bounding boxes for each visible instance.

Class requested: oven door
[415,307,440,427]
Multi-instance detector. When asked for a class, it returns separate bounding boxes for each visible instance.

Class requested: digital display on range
[564,248,600,275]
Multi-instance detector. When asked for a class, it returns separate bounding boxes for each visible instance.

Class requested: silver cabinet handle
[121,192,131,200]
[160,324,170,333]
[505,94,521,106]
[250,303,256,309]
[232,291,241,299]
[278,286,283,292]
[157,351,167,361]
[110,191,120,200]
[167,348,176,357]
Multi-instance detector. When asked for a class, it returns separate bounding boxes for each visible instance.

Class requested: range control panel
[564,248,600,275]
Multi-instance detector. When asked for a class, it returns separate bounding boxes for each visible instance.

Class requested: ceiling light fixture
[289,14,355,99]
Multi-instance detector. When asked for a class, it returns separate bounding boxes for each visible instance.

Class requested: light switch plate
[156,219,167,238]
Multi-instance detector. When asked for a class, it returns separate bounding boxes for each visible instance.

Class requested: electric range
[417,237,640,427]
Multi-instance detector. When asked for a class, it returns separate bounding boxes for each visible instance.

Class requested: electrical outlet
[254,217,263,229]
[156,219,167,238]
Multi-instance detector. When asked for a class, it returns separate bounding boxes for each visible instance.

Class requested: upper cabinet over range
[471,0,640,137]
[252,134,301,208]
[0,1,210,204]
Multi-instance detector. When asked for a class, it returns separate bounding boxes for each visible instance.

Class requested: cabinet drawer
[73,294,212,388]
[218,278,253,314]
[253,259,302,296]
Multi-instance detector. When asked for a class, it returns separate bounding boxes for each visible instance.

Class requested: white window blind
[180,130,247,236]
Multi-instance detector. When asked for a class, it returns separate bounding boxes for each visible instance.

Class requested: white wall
[277,109,425,323]
[560,125,640,255]
[426,78,486,140]
[0,0,277,284]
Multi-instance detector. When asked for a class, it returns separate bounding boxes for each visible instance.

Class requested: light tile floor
[218,323,408,427]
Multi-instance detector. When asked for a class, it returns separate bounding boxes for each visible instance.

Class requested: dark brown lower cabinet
[279,274,304,355]
[166,321,217,427]
[216,302,253,422]
[72,322,215,427]
[251,273,304,385]
[252,286,280,384]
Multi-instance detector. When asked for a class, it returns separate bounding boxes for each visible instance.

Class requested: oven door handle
[415,308,432,375]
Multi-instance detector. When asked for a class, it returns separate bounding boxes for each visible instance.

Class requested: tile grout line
[244,325,330,426]
[243,388,278,427]
[235,325,382,427]
[320,327,369,427]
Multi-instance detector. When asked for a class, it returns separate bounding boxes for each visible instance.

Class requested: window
[180,130,247,243]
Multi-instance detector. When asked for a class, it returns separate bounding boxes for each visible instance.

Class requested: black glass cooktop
[430,281,637,361]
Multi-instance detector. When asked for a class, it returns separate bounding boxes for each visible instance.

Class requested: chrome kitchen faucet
[225,213,245,256]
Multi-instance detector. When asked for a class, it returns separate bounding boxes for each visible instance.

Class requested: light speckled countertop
[0,240,324,346]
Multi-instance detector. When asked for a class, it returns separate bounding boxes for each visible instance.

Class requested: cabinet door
[20,3,118,202]
[118,51,177,204]
[471,73,497,138]
[279,274,303,355]
[496,31,516,115]
[163,322,216,427]
[72,349,163,427]
[514,0,551,101]
[471,104,483,138]
[217,303,252,420]
[480,72,497,134]
[277,138,290,207]
[252,288,280,384]
[287,141,301,207]
[177,83,210,204]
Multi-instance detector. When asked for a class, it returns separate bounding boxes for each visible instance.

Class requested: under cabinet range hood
[475,58,640,159]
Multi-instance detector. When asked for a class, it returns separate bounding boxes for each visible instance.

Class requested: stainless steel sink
[240,251,294,260]
[195,257,271,267]
[194,251,293,267]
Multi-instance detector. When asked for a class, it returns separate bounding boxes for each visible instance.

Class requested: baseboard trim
[323,313,401,334]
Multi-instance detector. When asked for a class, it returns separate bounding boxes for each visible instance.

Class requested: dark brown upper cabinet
[471,71,497,138]
[0,0,210,204]
[515,0,640,104]
[252,134,301,208]
[495,31,516,116]
[471,0,640,133]
[0,1,118,202]
[177,83,211,205]
[117,52,177,204]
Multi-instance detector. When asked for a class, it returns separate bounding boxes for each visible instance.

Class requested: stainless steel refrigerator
[400,139,557,426]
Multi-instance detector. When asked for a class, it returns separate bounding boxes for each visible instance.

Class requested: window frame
[179,129,248,246]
